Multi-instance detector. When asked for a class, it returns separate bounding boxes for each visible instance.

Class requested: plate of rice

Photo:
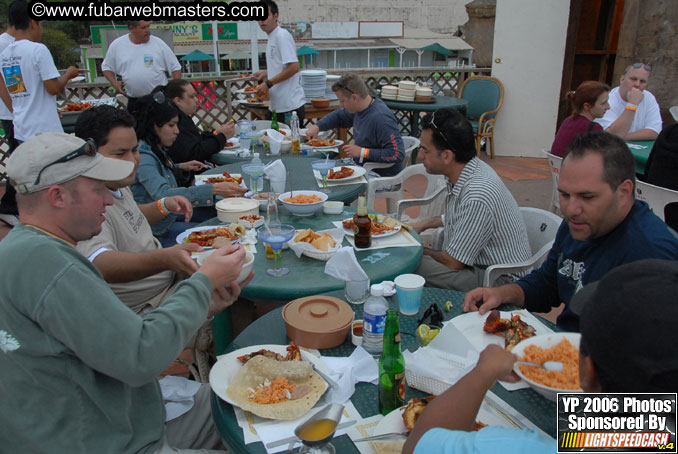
[511,333,583,401]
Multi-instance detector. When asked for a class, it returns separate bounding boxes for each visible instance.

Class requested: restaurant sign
[90,22,237,45]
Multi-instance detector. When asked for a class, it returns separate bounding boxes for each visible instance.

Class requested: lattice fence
[0,68,489,182]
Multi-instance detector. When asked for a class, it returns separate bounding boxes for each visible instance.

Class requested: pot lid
[283,296,354,333]
[216,197,258,212]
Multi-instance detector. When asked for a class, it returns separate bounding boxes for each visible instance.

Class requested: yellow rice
[518,338,581,390]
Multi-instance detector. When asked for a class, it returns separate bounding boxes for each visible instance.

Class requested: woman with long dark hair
[131,92,246,246]
[551,81,610,157]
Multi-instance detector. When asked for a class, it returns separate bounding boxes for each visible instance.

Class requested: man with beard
[463,131,678,331]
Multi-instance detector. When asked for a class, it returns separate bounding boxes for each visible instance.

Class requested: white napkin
[289,228,345,259]
[253,408,352,454]
[158,376,201,422]
[320,346,379,404]
[266,129,284,155]
[324,246,369,281]
[264,159,286,179]
[404,347,478,387]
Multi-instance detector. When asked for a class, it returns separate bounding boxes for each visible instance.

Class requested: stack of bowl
[325,75,341,100]
[397,80,417,101]
[380,85,399,100]
[415,86,433,101]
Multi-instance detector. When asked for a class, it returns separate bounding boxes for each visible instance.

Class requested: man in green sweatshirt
[0,132,246,453]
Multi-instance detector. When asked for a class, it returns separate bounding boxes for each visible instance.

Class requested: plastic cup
[395,274,425,315]
[345,277,370,305]
[269,176,286,194]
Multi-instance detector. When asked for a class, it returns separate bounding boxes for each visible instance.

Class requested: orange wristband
[625,104,638,112]
[157,198,169,215]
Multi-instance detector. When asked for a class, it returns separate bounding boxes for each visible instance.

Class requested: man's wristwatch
[265,79,273,88]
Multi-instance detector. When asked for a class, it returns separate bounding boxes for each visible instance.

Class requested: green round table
[211,147,341,166]
[381,95,469,137]
[210,287,559,453]
[201,210,423,301]
[204,155,366,205]
[627,140,655,176]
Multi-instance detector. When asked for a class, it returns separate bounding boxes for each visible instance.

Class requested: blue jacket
[131,141,214,235]
[518,200,678,331]
[317,97,405,176]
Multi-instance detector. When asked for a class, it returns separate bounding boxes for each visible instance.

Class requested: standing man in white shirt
[0,0,79,144]
[252,0,307,124]
[595,62,662,140]
[101,21,181,115]
[0,16,16,152]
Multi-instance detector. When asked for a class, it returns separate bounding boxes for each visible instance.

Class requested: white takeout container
[323,201,344,215]
[215,197,259,223]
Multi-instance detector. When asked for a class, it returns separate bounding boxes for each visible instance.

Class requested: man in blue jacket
[463,131,678,331]
[306,73,405,176]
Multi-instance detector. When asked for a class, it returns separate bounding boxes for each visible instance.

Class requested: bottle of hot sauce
[354,194,371,248]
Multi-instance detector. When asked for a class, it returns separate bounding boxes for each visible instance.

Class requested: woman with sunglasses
[131,93,247,246]
[551,81,610,157]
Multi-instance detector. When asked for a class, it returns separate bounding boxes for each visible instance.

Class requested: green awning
[180,50,215,61]
[420,42,451,56]
[297,45,319,56]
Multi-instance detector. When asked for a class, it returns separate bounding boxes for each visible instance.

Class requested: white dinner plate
[69,76,85,83]
[324,165,366,182]
[175,225,237,248]
[342,217,401,239]
[194,173,244,187]
[233,88,258,95]
[302,139,344,150]
[449,310,553,353]
[223,137,240,150]
[209,344,330,407]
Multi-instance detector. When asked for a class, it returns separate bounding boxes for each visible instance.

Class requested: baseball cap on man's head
[571,259,678,392]
[6,132,134,194]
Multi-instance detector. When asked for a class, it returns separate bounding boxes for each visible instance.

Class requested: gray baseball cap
[7,132,134,194]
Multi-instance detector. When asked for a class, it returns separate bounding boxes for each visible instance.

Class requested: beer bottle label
[395,372,406,401]
[394,333,401,344]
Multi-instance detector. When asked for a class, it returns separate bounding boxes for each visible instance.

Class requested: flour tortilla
[226,356,326,420]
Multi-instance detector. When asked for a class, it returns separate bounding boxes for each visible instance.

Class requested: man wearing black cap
[464,131,678,331]
[404,259,678,453]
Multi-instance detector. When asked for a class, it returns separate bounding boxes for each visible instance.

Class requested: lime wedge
[416,324,440,346]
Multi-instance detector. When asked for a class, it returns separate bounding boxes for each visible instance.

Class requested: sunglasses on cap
[631,62,652,72]
[33,138,97,186]
[152,91,166,104]
[333,79,355,95]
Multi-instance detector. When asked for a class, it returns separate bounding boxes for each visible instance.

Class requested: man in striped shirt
[411,108,531,291]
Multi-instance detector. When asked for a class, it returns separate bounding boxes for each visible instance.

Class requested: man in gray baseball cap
[0,131,247,452]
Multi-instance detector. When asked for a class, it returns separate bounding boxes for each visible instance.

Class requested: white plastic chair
[542,149,563,213]
[482,207,563,287]
[635,180,678,223]
[670,106,678,122]
[363,136,420,175]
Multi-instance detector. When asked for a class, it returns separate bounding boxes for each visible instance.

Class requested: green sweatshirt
[0,224,214,453]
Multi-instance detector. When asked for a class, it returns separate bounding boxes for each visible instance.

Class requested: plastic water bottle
[363,284,389,356]
[251,152,262,166]
[239,120,253,151]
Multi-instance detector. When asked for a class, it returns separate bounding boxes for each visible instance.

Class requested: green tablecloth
[627,140,655,175]
[204,155,366,204]
[211,147,341,166]
[200,211,422,301]
[210,287,559,453]
[381,95,469,137]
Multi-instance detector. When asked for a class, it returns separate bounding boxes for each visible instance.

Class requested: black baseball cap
[570,259,678,392]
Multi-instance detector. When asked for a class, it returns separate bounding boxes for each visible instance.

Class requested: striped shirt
[443,158,531,268]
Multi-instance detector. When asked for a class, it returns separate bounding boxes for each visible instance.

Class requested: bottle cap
[370,284,384,296]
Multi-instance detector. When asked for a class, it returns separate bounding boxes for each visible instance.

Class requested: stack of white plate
[415,86,433,101]
[397,80,416,101]
[301,69,327,102]
[325,75,340,100]
[381,85,399,100]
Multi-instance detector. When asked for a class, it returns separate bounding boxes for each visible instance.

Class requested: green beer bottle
[271,110,280,131]
[378,309,406,415]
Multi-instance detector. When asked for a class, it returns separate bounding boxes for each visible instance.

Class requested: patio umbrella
[297,45,319,56]
[180,49,215,61]
[420,42,452,56]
